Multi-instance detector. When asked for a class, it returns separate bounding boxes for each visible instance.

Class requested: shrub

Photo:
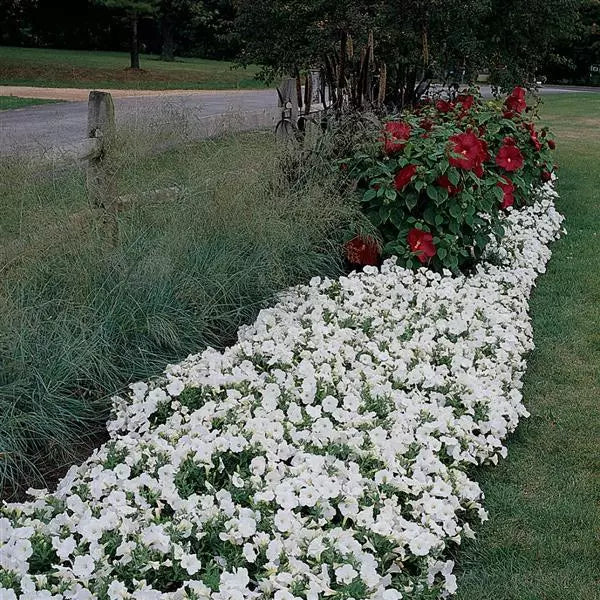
[341,88,557,271]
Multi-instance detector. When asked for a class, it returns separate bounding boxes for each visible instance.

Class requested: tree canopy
[0,0,593,91]
[234,0,584,107]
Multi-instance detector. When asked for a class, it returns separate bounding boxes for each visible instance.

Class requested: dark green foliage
[234,0,583,105]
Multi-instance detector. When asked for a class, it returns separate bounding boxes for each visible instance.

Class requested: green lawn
[0,46,266,90]
[0,95,62,109]
[455,93,600,599]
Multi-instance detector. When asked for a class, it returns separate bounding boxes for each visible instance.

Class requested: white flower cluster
[0,188,563,600]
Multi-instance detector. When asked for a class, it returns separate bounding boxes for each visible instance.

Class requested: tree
[485,0,582,88]
[544,0,600,83]
[158,0,237,61]
[234,0,583,110]
[234,0,489,109]
[158,0,187,60]
[97,0,159,68]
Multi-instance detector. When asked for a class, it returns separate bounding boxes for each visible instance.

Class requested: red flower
[495,144,524,172]
[345,236,381,266]
[541,170,552,182]
[382,121,412,154]
[407,229,436,264]
[448,131,488,171]
[530,130,542,151]
[502,136,517,146]
[505,86,527,114]
[497,176,515,209]
[420,118,434,131]
[436,99,454,113]
[393,164,418,190]
[437,174,462,196]
[457,94,475,110]
[473,164,485,178]
[548,139,556,150]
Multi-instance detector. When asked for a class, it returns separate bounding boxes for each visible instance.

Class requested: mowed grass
[455,93,600,599]
[0,46,266,90]
[0,95,62,109]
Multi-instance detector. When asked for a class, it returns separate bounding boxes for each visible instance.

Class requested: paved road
[0,89,278,157]
[1,85,597,157]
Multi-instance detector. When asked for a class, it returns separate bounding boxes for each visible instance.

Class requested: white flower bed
[0,187,563,600]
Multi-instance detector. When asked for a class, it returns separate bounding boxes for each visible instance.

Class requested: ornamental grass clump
[0,130,362,499]
[342,88,557,271]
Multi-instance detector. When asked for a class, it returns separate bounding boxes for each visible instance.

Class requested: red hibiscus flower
[457,94,475,110]
[505,86,527,114]
[437,174,462,196]
[541,170,552,182]
[393,164,418,190]
[436,99,454,113]
[345,235,381,266]
[420,118,434,131]
[548,139,556,150]
[473,164,485,178]
[407,228,436,264]
[502,136,517,146]
[530,130,542,151]
[382,121,412,154]
[497,176,515,209]
[448,131,488,171]
[495,144,524,172]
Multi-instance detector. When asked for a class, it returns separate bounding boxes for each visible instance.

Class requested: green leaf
[363,188,377,202]
[449,203,462,219]
[447,170,460,186]
[378,205,391,223]
[405,193,418,211]
[384,188,397,202]
[426,186,438,202]
[390,207,406,229]
[423,205,437,225]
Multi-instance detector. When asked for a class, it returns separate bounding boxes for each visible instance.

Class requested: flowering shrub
[0,184,563,600]
[343,88,557,271]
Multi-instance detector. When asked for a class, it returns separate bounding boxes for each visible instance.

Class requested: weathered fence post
[86,91,118,243]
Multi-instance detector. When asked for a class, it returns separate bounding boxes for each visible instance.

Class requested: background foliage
[1,0,597,87]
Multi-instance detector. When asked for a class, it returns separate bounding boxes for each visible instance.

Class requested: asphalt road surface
[0,89,278,156]
[1,85,597,157]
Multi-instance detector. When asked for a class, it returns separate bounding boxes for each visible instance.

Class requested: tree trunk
[129,12,140,70]
[161,14,176,61]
